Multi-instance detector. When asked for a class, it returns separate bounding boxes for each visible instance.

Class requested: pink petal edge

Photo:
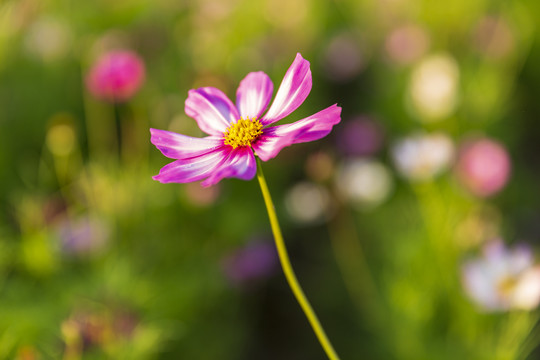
[253,104,341,161]
[185,87,240,136]
[261,53,312,126]
[150,128,223,160]
[236,72,274,120]
[201,147,257,187]
[152,146,231,184]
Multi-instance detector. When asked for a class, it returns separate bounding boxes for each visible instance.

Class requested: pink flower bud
[86,50,145,103]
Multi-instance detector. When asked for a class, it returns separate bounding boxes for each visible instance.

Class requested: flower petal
[512,267,540,310]
[152,146,231,184]
[462,260,503,311]
[185,87,240,135]
[253,104,341,161]
[261,53,312,125]
[150,128,223,159]
[202,147,256,187]
[236,72,274,119]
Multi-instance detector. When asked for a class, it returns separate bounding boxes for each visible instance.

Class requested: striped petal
[236,72,274,120]
[261,53,312,126]
[150,128,223,160]
[152,146,230,184]
[253,104,341,161]
[201,147,257,187]
[185,87,240,135]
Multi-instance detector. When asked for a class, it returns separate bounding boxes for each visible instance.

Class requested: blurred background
[1,0,540,358]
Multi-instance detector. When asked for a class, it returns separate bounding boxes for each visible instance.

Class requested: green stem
[255,157,340,360]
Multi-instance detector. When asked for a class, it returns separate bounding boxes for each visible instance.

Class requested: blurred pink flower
[456,138,511,197]
[150,53,341,186]
[385,24,430,66]
[86,50,145,102]
[462,240,540,311]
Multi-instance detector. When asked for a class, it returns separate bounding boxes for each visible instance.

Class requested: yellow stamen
[223,117,263,149]
[498,276,518,295]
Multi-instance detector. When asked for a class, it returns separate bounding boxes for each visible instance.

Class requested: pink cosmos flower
[86,50,145,102]
[150,53,341,186]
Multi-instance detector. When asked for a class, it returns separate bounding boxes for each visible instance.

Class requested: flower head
[151,53,341,186]
[462,240,540,311]
[86,50,145,103]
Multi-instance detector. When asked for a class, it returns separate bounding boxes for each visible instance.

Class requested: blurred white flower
[285,182,332,224]
[335,158,393,209]
[24,16,71,62]
[391,132,455,181]
[462,240,540,311]
[408,54,459,121]
[221,240,278,287]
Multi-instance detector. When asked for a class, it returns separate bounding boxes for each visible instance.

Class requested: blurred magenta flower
[151,53,341,186]
[456,138,511,197]
[221,241,278,286]
[462,240,540,311]
[86,50,145,102]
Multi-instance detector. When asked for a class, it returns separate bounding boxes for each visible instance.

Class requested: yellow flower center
[498,276,518,296]
[223,117,263,149]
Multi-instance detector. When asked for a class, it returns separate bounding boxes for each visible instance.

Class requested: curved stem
[255,157,340,360]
